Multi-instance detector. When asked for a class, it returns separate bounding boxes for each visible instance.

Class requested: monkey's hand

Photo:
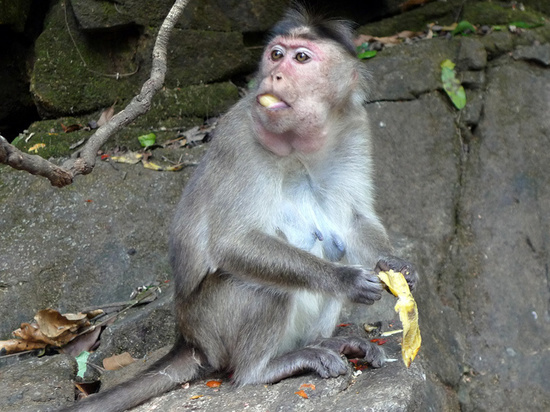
[375,256,418,291]
[339,266,383,305]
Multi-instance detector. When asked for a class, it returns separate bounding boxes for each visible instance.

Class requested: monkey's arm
[346,212,419,291]
[212,229,383,304]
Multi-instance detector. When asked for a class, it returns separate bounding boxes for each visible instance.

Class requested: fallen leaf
[76,351,91,378]
[138,133,156,148]
[97,103,116,127]
[349,359,369,371]
[378,269,422,367]
[190,395,203,400]
[35,308,89,340]
[399,0,430,12]
[295,389,308,399]
[28,143,46,153]
[103,352,135,370]
[452,21,476,36]
[0,338,47,354]
[142,160,164,171]
[110,152,143,164]
[61,326,102,357]
[61,123,82,133]
[300,383,316,390]
[441,59,466,110]
[206,380,222,388]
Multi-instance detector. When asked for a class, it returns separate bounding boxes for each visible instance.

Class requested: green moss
[358,0,547,37]
[137,82,239,126]
[30,1,145,117]
[14,117,93,158]
[462,2,547,26]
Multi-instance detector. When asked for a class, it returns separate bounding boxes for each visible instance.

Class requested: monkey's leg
[234,345,349,385]
[60,339,208,412]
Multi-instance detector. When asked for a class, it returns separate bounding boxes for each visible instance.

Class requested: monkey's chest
[274,182,349,262]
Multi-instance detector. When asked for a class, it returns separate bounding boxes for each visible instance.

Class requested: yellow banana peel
[377,269,421,367]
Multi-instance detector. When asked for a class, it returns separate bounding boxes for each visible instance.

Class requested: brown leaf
[35,308,90,339]
[0,338,47,354]
[61,326,102,357]
[102,352,136,370]
[97,103,116,127]
[13,323,59,345]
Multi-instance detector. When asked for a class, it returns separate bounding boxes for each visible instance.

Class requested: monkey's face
[251,34,355,156]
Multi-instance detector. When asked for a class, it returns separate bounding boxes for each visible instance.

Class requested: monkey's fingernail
[259,94,282,108]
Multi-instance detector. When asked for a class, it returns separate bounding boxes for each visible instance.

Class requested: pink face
[252,35,348,156]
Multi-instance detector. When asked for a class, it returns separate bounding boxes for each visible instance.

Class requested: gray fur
[61,8,418,412]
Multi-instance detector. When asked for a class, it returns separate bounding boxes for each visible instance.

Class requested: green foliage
[75,351,90,378]
[452,21,476,36]
[356,43,377,60]
[138,133,156,148]
[441,60,466,110]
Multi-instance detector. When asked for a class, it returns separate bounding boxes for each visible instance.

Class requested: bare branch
[0,135,73,187]
[0,0,190,187]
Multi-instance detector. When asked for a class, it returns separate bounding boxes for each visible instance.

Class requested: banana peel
[377,269,421,367]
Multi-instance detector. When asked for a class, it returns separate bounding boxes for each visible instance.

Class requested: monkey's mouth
[257,94,290,110]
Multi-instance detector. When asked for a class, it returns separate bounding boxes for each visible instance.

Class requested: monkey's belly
[275,201,348,262]
[278,290,342,355]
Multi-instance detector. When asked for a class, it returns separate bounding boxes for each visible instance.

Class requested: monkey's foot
[318,336,385,368]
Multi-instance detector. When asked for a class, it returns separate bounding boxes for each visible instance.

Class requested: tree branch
[0,0,190,187]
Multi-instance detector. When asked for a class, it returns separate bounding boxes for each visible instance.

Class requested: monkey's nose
[272,72,283,81]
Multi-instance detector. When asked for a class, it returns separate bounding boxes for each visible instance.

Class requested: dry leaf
[190,395,203,400]
[0,338,47,354]
[61,123,82,133]
[61,326,102,357]
[13,322,58,345]
[28,143,46,153]
[206,380,222,388]
[97,102,116,127]
[300,383,316,390]
[110,152,143,164]
[35,308,89,339]
[295,389,308,399]
[103,352,136,370]
[378,270,421,367]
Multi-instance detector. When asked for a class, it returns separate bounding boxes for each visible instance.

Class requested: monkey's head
[251,7,369,157]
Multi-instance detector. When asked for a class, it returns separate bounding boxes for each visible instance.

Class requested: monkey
[61,6,418,412]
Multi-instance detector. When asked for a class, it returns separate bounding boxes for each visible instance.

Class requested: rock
[512,43,550,66]
[0,354,76,411]
[2,5,550,412]
[457,38,487,71]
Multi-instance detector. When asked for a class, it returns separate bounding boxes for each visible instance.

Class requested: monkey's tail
[60,338,207,412]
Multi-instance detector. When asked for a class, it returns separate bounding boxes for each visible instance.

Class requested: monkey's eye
[295,52,310,62]
[271,49,284,60]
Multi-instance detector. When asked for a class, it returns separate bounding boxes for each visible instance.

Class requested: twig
[0,0,191,187]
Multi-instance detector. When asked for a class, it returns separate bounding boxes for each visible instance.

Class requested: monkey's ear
[347,63,370,104]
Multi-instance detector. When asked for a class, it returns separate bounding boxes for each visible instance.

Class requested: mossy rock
[358,0,547,37]
[13,117,93,159]
[30,1,145,118]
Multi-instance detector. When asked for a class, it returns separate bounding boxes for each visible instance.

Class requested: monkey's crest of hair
[268,6,357,56]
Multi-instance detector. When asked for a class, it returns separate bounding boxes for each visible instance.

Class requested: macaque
[62,6,418,412]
